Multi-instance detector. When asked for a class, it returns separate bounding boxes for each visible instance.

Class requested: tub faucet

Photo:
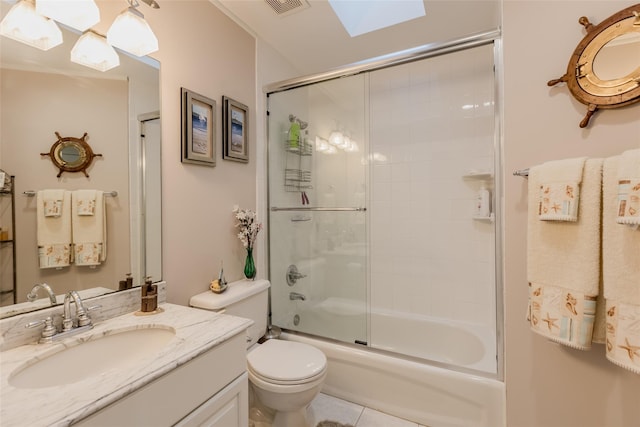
[26,283,57,306]
[289,292,306,301]
[62,290,91,331]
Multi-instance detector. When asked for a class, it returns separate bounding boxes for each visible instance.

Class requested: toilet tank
[189,279,270,347]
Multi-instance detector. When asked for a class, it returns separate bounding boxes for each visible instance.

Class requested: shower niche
[267,42,499,375]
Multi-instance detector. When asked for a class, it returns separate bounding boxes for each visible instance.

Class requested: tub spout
[289,292,306,301]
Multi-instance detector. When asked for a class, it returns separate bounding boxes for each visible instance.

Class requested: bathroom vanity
[0,303,252,426]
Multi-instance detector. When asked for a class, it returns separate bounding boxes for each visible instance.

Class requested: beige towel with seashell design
[72,190,107,266]
[615,148,640,225]
[527,158,602,350]
[37,190,72,268]
[603,156,640,374]
[536,157,587,222]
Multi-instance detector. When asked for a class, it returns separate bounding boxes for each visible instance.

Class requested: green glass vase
[244,247,256,280]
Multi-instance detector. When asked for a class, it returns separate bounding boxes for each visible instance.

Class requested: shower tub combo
[267,30,505,427]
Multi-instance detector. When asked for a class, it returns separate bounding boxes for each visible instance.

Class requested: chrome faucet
[26,283,57,306]
[25,291,100,343]
[289,292,307,301]
[62,290,91,331]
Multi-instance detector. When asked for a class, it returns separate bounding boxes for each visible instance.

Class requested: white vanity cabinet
[77,332,248,427]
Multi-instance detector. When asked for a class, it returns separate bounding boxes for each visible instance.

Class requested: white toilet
[190,279,327,427]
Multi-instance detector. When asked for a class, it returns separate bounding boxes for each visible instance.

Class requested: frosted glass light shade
[329,131,345,148]
[0,0,62,51]
[107,7,158,57]
[71,30,120,72]
[36,0,100,32]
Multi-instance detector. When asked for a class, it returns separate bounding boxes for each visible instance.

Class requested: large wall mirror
[0,3,162,318]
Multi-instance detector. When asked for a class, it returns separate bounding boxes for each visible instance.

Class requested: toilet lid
[247,340,326,382]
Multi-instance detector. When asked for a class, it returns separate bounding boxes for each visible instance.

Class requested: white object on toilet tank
[189,279,270,347]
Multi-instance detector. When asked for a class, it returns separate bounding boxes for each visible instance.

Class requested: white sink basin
[9,326,176,389]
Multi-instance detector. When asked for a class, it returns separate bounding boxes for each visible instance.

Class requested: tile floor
[309,393,427,427]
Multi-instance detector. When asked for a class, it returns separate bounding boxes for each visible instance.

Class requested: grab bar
[23,190,118,197]
[271,207,366,212]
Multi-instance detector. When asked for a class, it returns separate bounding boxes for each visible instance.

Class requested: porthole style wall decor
[548,4,640,127]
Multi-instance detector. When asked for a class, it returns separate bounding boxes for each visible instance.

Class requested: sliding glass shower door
[267,74,367,345]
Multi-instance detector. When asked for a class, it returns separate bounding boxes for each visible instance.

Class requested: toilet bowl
[247,339,327,427]
[189,279,327,427]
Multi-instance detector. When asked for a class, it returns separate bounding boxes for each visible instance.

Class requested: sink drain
[293,314,300,325]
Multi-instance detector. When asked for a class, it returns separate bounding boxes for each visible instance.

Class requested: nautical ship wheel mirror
[41,132,103,177]
[547,4,640,128]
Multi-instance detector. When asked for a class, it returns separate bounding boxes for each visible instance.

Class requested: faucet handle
[286,265,307,286]
[25,316,57,342]
[78,304,101,327]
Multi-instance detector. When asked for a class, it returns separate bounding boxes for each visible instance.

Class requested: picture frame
[222,96,249,163]
[181,88,216,166]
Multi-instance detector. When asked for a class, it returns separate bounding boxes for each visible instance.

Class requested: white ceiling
[212,0,501,77]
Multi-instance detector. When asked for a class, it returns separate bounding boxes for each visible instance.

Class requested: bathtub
[295,297,497,373]
[282,331,504,427]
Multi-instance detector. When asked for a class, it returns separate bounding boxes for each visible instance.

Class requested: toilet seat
[247,340,327,385]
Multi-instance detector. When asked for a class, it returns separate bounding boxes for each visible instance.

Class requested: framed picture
[222,96,249,163]
[181,88,216,166]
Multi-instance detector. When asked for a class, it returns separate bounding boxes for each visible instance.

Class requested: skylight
[328,0,426,37]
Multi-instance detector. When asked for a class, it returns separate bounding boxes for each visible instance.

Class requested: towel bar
[23,190,118,197]
[513,169,529,177]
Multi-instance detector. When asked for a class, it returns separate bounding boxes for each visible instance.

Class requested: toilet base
[248,404,316,427]
[248,383,318,427]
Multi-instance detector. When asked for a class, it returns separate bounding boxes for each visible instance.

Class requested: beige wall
[105,1,258,305]
[503,1,640,426]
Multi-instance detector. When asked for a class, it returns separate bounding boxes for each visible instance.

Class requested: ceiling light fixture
[0,0,63,51]
[36,0,100,32]
[107,0,158,57]
[328,130,345,148]
[71,30,120,71]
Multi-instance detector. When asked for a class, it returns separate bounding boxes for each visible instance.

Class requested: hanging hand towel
[616,149,640,225]
[41,189,66,217]
[603,156,640,374]
[536,157,587,221]
[74,189,97,216]
[72,190,107,266]
[37,190,71,268]
[527,158,602,349]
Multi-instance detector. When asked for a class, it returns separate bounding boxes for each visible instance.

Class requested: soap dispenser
[141,276,158,312]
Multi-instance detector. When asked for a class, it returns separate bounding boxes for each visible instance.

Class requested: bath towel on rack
[527,158,602,350]
[603,156,640,374]
[72,190,107,266]
[615,148,640,226]
[37,190,72,268]
[536,157,587,222]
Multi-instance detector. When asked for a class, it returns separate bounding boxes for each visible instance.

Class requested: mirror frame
[41,131,103,177]
[547,4,640,127]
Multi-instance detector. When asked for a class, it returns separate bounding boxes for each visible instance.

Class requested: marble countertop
[0,303,252,427]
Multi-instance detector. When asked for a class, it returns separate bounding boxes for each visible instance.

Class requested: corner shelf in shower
[463,171,493,181]
[472,213,494,222]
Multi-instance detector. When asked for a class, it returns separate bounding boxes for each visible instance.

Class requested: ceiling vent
[264,0,309,17]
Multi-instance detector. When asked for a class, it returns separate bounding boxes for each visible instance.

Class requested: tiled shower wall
[368,44,497,354]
